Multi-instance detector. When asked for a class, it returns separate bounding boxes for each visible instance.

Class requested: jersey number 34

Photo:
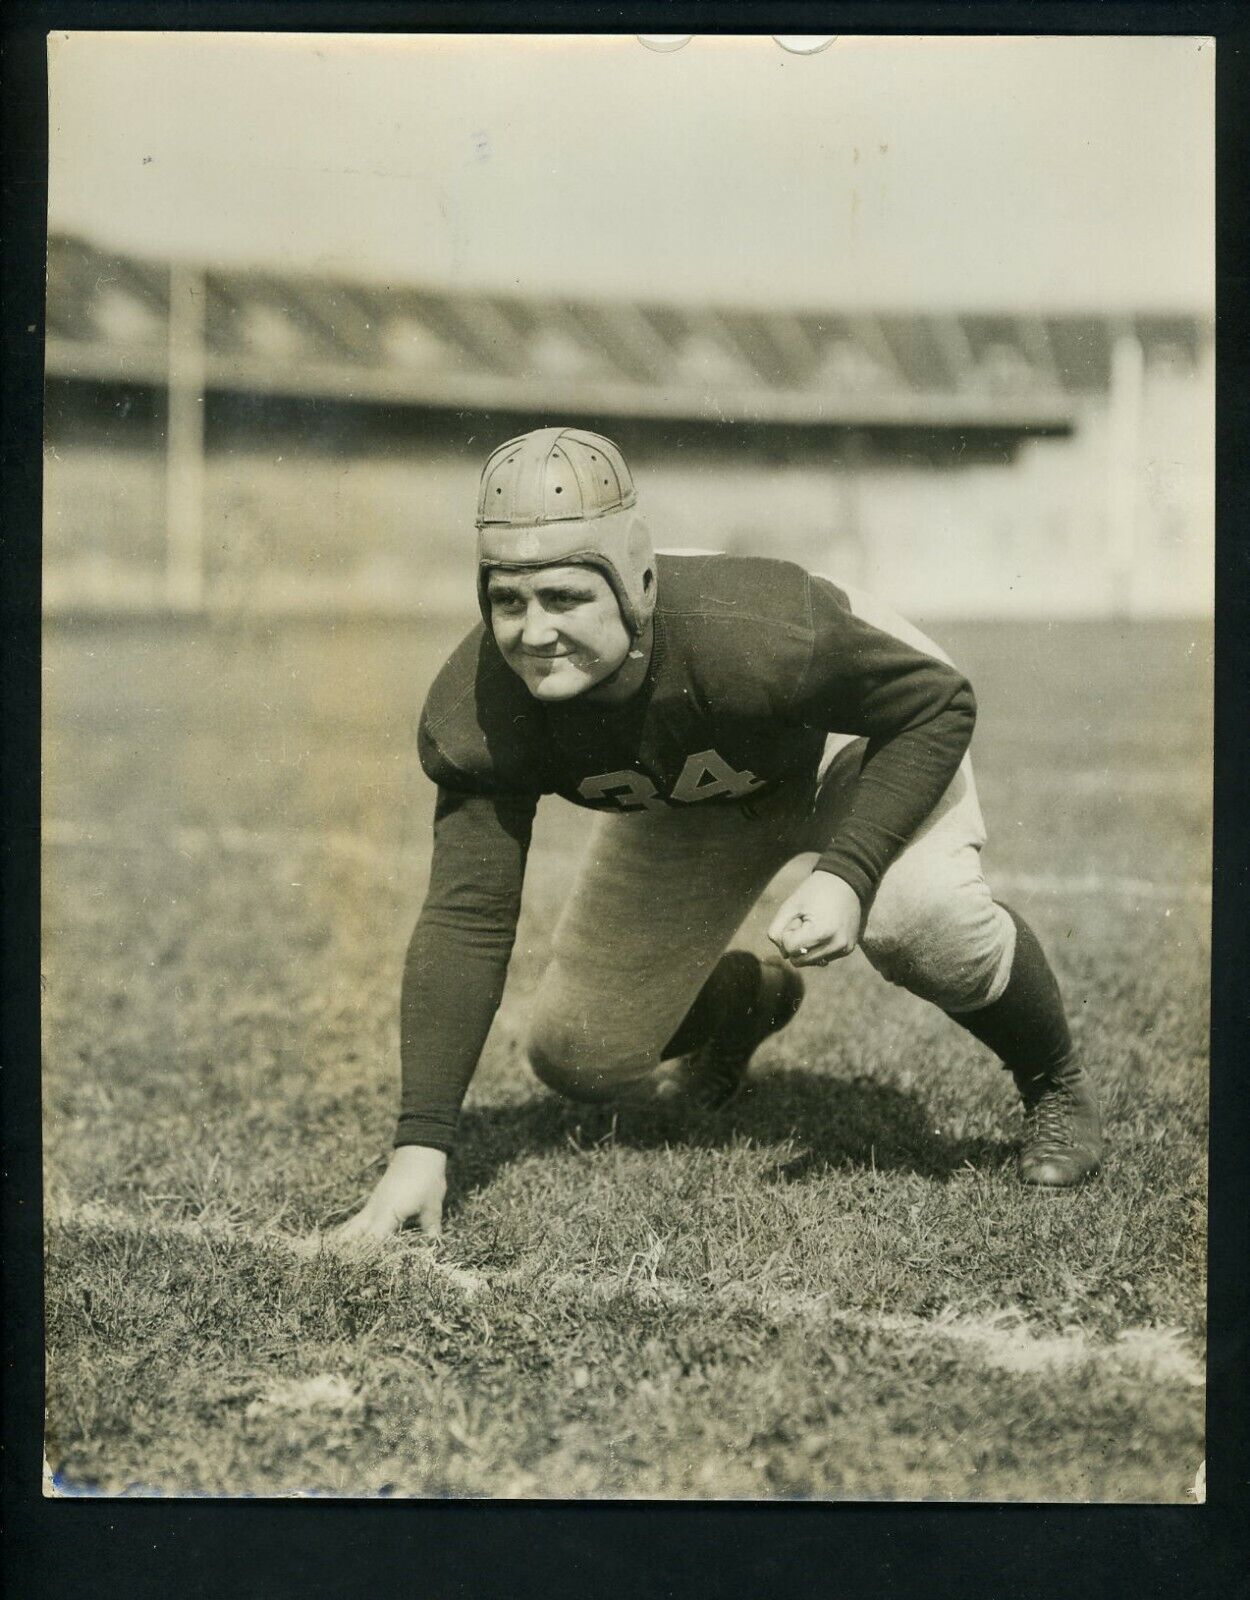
[578,749,766,812]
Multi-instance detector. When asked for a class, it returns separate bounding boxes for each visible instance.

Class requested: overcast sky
[47,32,1213,312]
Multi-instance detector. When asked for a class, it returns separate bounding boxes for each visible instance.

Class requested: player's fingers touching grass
[768,870,863,967]
[327,1144,447,1245]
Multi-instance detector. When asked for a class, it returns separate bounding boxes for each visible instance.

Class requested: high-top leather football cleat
[1013,1058,1103,1188]
[683,954,805,1112]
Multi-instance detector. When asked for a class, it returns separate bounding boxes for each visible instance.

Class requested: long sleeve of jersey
[393,782,536,1150]
[795,576,977,904]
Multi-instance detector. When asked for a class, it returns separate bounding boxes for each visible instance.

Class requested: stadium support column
[165,263,206,612]
[1106,324,1145,618]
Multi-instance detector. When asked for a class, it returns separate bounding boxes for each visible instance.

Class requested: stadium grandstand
[44,232,1213,620]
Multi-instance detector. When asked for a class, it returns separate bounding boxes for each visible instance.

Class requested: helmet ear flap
[621,512,658,634]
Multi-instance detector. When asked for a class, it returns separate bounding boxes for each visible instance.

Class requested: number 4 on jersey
[671,748,765,804]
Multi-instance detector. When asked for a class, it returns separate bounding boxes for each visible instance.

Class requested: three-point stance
[337,428,1101,1242]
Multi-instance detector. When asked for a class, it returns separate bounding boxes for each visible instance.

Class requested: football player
[334,427,1102,1243]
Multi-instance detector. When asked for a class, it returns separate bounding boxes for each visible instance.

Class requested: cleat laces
[1023,1087,1080,1156]
[1013,1057,1102,1185]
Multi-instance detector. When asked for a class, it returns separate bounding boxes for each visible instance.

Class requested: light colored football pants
[526,587,1017,1101]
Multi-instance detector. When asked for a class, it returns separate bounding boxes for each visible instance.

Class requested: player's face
[487,565,632,702]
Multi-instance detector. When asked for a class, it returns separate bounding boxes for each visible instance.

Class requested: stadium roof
[45,234,1211,432]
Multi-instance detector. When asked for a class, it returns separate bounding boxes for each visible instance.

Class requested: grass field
[41,612,1211,1501]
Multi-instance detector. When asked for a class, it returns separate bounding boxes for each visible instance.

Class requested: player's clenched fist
[768,870,864,968]
[330,1144,447,1245]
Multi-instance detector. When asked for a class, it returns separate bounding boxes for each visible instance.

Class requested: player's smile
[487,565,634,702]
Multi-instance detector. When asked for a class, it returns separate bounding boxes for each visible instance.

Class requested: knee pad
[862,881,1014,1012]
[527,1018,588,1097]
[526,1016,623,1103]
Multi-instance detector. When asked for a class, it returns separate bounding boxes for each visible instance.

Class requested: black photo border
[4,6,1246,1597]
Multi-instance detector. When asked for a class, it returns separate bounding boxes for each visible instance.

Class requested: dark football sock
[661,951,761,1059]
[948,905,1074,1078]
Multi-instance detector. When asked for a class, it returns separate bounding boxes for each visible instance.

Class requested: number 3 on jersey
[578,748,765,812]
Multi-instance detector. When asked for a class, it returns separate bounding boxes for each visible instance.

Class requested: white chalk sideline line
[49,1200,1204,1389]
[42,817,1212,905]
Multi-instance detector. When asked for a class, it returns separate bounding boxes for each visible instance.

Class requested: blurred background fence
[43,231,1213,622]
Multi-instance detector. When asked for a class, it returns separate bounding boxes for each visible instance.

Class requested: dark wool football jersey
[396,553,976,1150]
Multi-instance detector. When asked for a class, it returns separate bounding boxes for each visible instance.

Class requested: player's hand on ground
[329,1145,447,1245]
[768,870,864,968]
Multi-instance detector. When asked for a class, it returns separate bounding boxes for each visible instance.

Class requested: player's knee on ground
[526,1015,641,1103]
[861,871,1014,1013]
